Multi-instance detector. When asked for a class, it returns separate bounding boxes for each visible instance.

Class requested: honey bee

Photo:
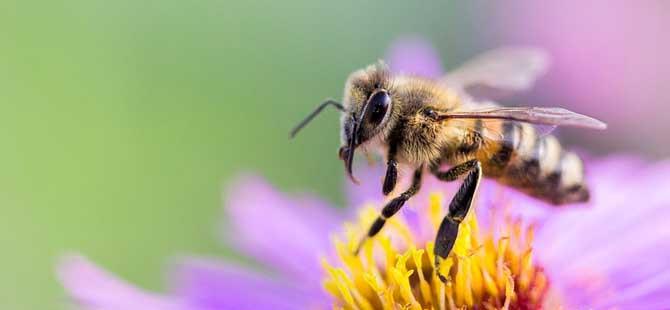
[291,47,606,280]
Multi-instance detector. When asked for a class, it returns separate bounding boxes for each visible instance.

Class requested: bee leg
[355,166,423,255]
[382,145,399,195]
[434,161,482,282]
[430,159,479,182]
[382,159,398,195]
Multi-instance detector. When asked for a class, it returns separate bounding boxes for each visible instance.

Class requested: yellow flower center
[322,193,549,310]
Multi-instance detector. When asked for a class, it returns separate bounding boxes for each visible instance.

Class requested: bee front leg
[382,146,399,195]
[355,166,423,255]
[382,158,398,195]
[434,161,482,282]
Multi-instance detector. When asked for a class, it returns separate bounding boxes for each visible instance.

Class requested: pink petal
[222,175,341,284]
[171,258,326,310]
[57,255,184,310]
[535,157,670,308]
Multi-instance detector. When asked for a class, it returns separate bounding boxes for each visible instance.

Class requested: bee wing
[441,106,607,130]
[441,48,549,99]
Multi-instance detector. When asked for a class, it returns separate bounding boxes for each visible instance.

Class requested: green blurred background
[1,1,668,309]
[0,1,481,308]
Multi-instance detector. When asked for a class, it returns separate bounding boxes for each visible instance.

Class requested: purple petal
[171,258,326,310]
[222,175,342,284]
[385,36,443,78]
[609,270,670,308]
[534,157,670,308]
[344,163,386,208]
[57,255,185,310]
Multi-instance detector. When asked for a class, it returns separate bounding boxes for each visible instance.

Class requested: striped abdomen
[472,120,589,205]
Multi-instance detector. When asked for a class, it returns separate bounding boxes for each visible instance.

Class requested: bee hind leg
[354,166,423,255]
[434,161,482,282]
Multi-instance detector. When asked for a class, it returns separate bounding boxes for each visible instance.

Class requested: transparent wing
[441,106,607,130]
[441,47,550,99]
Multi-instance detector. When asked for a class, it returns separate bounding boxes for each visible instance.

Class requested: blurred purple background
[489,0,670,157]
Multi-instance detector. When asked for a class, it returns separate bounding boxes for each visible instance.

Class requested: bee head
[339,62,395,183]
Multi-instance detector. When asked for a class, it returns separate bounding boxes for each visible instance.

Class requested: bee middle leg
[355,166,423,255]
[433,160,482,282]
[430,159,479,182]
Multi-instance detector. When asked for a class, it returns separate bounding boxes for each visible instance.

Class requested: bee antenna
[290,99,345,138]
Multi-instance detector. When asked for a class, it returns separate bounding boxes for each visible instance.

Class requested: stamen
[322,192,552,309]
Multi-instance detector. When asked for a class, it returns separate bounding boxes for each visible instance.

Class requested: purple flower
[58,175,341,310]
[58,156,670,309]
[57,38,670,309]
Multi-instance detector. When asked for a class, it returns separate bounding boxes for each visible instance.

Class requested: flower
[58,175,341,310]
[321,196,547,309]
[58,156,670,309]
[57,38,670,309]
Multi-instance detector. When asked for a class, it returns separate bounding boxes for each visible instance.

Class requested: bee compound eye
[368,91,391,125]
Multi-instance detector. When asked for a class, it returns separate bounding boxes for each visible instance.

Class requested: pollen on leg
[322,193,551,309]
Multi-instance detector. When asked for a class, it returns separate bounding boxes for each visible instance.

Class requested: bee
[290,47,606,280]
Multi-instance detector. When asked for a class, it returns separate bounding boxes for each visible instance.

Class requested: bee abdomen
[481,121,589,205]
[544,151,590,204]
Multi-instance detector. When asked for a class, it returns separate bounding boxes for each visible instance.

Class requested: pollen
[322,193,549,310]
